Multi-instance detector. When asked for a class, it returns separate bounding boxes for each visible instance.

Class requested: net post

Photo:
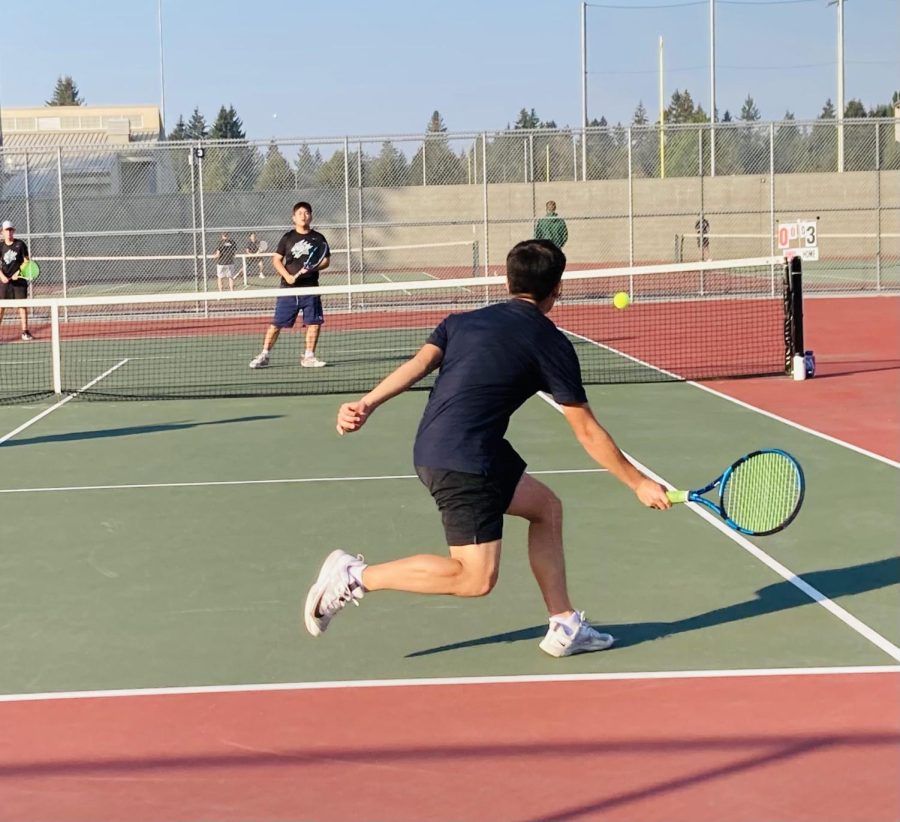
[50,303,62,395]
[786,255,805,379]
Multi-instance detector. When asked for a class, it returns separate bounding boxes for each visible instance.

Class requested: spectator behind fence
[534,200,568,250]
[696,215,710,261]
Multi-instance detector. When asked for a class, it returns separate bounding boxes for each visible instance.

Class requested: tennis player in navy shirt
[306,239,670,657]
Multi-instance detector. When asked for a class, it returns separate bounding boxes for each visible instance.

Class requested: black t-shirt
[0,239,29,276]
[215,238,237,265]
[413,299,588,474]
[246,237,259,254]
[275,229,330,288]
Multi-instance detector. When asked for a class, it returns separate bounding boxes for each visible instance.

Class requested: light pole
[580,0,588,181]
[158,0,167,134]
[659,35,665,179]
[828,0,846,171]
[709,0,716,175]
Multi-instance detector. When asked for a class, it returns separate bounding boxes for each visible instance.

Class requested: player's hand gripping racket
[666,448,805,536]
[16,260,40,281]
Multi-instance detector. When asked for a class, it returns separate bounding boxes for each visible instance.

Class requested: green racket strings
[723,452,802,533]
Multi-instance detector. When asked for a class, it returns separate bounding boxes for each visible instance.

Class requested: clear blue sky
[1,0,897,140]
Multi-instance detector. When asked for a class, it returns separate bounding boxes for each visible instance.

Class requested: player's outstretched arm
[561,403,670,509]
[337,344,443,434]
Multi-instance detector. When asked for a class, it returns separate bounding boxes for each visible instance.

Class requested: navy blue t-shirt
[413,299,588,475]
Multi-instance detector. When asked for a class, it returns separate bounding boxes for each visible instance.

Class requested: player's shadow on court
[2,415,283,447]
[406,556,899,656]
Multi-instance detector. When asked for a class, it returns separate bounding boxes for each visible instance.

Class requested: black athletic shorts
[415,440,526,546]
[0,279,28,300]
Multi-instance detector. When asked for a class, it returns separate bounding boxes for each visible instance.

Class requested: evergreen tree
[411,111,464,185]
[318,148,361,188]
[514,108,541,129]
[739,95,760,121]
[46,76,84,106]
[774,111,805,174]
[203,105,258,191]
[186,107,209,139]
[209,105,246,140]
[167,115,188,141]
[367,141,410,187]
[255,142,295,190]
[632,102,648,126]
[809,99,838,171]
[295,144,324,187]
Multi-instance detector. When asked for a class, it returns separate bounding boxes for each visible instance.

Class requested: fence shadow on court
[406,556,900,656]
[1,415,284,447]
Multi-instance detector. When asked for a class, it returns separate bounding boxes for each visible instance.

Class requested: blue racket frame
[679,448,806,536]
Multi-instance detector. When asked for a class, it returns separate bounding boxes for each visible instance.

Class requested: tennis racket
[257,240,269,254]
[666,448,805,536]
[16,260,40,281]
[301,237,329,273]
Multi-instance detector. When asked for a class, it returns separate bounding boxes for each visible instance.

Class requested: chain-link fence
[1,118,897,297]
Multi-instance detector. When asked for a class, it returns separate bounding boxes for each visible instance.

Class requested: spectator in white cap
[0,220,33,341]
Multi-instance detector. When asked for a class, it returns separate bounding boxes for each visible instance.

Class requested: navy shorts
[415,441,526,546]
[0,279,28,300]
[273,294,324,328]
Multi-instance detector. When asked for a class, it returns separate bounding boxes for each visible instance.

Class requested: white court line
[685,381,900,469]
[0,468,606,495]
[561,325,898,469]
[0,359,129,447]
[0,665,896,704]
[537,391,900,663]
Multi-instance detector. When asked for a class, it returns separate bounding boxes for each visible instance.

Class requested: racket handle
[666,489,689,504]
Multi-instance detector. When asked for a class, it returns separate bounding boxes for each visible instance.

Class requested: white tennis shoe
[301,354,326,368]
[304,549,366,636]
[539,612,615,657]
[249,352,270,369]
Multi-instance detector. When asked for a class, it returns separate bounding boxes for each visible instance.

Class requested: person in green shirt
[534,200,568,249]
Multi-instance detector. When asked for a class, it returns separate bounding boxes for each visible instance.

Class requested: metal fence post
[481,132,489,276]
[627,126,634,266]
[196,145,209,302]
[875,119,882,291]
[55,147,68,307]
[343,137,352,305]
[23,151,32,244]
[357,142,364,287]
[769,122,776,293]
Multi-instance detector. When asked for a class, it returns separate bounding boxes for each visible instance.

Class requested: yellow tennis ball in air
[613,291,630,310]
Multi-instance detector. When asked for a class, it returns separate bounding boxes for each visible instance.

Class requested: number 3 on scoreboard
[801,220,817,248]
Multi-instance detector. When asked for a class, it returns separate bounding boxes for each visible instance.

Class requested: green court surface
[0,381,897,697]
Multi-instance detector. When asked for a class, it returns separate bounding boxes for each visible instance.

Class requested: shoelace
[317,580,361,617]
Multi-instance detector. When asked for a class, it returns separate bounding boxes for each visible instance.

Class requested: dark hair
[506,239,566,301]
[293,201,313,214]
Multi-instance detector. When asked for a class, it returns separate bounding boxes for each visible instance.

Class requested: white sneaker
[304,549,366,636]
[249,352,270,369]
[301,354,326,368]
[539,612,615,658]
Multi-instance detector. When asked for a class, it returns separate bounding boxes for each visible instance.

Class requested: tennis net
[0,256,800,403]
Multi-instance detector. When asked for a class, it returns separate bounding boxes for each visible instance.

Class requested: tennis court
[0,280,897,820]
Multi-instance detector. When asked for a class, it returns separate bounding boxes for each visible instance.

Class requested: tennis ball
[613,291,630,310]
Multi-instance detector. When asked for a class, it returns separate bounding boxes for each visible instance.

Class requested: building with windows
[0,105,166,195]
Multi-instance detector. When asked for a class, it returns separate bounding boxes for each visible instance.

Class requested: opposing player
[304,239,671,657]
[249,202,330,369]
[0,220,34,341]
[212,231,238,292]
